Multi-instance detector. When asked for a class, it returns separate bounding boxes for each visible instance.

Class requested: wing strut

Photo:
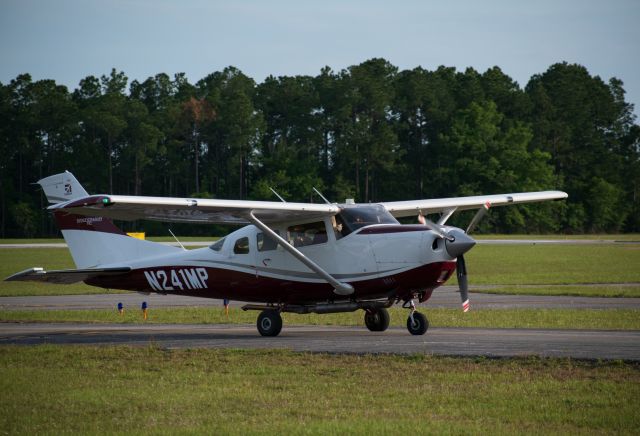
[436,207,457,225]
[248,211,354,296]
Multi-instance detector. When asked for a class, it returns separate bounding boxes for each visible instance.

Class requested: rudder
[39,172,180,268]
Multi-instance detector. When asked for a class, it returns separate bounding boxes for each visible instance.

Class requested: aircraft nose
[444,228,476,258]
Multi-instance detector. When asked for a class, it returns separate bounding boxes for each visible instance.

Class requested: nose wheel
[405,300,429,335]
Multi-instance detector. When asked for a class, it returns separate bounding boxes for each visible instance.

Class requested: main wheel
[406,311,429,335]
[364,308,390,332]
[257,310,283,337]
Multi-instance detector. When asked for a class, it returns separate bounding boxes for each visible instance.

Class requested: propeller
[418,212,476,312]
[418,213,454,241]
[457,254,470,312]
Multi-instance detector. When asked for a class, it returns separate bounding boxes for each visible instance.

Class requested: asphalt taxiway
[1,290,639,360]
[1,322,638,361]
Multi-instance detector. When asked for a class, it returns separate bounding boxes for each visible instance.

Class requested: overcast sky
[1,0,639,117]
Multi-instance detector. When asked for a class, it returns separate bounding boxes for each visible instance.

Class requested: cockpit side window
[257,231,280,252]
[333,214,349,238]
[287,221,328,247]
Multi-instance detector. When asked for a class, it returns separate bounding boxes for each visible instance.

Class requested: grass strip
[2,244,640,296]
[477,285,640,298]
[2,307,639,330]
[1,346,638,434]
[473,233,640,240]
[0,248,129,296]
[459,244,640,285]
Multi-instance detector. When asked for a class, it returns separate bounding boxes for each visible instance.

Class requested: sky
[1,0,639,118]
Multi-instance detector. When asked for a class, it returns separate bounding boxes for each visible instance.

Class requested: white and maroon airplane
[6,171,567,336]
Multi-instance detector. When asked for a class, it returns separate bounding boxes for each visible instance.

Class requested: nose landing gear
[405,299,429,335]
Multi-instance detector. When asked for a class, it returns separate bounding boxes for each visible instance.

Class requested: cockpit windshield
[335,205,399,236]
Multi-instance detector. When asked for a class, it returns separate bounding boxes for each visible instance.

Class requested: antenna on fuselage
[168,228,186,251]
[269,187,286,203]
[312,187,332,205]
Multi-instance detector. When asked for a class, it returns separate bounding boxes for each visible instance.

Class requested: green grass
[2,243,640,297]
[2,307,640,330]
[0,248,129,296]
[1,346,638,434]
[478,285,640,298]
[459,244,640,286]
[473,233,640,241]
[0,238,65,244]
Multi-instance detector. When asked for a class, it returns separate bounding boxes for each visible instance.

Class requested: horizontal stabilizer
[4,267,131,284]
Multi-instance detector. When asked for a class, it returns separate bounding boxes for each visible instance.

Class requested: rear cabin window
[288,221,328,247]
[257,231,280,252]
[233,237,250,254]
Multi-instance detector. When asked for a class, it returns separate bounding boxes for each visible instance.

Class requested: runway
[1,322,638,361]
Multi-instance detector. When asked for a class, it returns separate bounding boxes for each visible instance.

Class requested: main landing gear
[364,308,390,332]
[246,299,429,337]
[257,309,283,337]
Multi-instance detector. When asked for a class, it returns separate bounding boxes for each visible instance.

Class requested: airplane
[6,171,567,336]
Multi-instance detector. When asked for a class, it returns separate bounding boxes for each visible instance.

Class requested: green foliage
[1,60,638,237]
[8,202,37,237]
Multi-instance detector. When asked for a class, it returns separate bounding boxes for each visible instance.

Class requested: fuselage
[87,205,457,304]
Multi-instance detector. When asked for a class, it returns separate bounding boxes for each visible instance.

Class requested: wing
[49,195,340,225]
[5,267,131,284]
[381,191,568,218]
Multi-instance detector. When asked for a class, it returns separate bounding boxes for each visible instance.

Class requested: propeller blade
[419,213,455,241]
[456,254,470,312]
[466,202,491,234]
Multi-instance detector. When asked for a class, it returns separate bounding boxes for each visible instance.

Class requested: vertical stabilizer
[38,172,180,268]
[38,171,89,204]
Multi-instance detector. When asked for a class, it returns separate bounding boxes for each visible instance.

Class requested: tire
[364,308,390,332]
[406,311,428,335]
[257,310,283,337]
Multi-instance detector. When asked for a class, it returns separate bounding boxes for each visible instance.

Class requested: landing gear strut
[257,309,283,337]
[405,300,429,335]
[364,308,390,332]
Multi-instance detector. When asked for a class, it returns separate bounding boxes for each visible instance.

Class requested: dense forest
[1,59,639,237]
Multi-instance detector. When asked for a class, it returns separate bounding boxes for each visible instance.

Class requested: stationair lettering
[144,268,209,292]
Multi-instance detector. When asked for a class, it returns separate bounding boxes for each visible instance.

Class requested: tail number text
[144,268,209,291]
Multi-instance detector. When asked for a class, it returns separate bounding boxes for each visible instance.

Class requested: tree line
[1,59,639,237]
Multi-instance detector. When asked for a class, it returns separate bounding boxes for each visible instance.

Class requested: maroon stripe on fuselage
[357,225,428,235]
[85,261,456,304]
[54,210,126,234]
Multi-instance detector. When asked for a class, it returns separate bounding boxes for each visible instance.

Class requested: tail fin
[37,171,89,204]
[38,172,180,269]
